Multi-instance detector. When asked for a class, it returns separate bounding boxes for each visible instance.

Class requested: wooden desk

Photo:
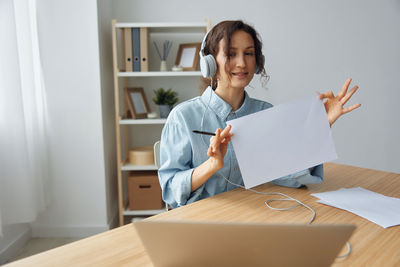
[6,163,400,266]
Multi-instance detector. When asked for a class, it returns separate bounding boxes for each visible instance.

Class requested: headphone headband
[200,30,210,57]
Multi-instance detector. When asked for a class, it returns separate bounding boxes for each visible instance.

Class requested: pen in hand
[192,130,216,136]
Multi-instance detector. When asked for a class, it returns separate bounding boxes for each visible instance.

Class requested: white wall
[30,0,110,237]
[97,0,118,228]
[112,0,400,174]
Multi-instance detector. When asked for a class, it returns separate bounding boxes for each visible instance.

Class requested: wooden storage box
[128,171,163,210]
[128,146,154,165]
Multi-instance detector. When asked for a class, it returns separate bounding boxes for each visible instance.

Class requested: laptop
[133,220,355,267]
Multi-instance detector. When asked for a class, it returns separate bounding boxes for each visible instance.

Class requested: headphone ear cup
[200,54,217,78]
[206,55,217,78]
[200,55,209,78]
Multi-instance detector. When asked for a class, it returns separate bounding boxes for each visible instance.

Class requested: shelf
[120,118,167,125]
[115,22,207,30]
[121,163,158,171]
[118,71,202,77]
[123,208,166,216]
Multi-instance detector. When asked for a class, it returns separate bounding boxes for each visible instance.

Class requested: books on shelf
[121,27,149,72]
[132,28,140,71]
[140,28,149,72]
[123,28,133,72]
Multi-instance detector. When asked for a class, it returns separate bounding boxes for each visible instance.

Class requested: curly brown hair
[200,20,269,92]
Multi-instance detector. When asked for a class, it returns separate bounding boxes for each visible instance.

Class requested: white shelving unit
[119,118,167,125]
[118,71,202,77]
[112,19,210,225]
[121,163,158,171]
[115,22,207,28]
[123,208,165,216]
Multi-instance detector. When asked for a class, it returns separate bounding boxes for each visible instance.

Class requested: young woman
[158,20,360,208]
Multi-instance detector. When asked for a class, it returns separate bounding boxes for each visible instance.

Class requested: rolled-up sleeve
[158,119,194,208]
[272,164,324,188]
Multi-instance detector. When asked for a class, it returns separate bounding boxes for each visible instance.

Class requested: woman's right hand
[190,125,234,192]
[207,125,233,171]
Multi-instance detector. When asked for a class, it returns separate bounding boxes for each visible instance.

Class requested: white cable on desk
[219,171,351,259]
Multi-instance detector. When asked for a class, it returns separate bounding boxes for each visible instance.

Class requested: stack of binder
[122,27,149,72]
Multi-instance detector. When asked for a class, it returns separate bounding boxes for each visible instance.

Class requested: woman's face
[215,30,256,90]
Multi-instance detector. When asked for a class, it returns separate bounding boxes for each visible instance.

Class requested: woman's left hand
[318,78,361,126]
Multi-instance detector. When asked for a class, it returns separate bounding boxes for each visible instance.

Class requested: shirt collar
[200,86,250,121]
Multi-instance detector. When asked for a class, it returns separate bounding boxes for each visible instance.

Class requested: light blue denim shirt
[159,86,323,208]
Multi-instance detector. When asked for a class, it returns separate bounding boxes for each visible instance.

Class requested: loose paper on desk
[312,187,400,228]
[228,94,337,189]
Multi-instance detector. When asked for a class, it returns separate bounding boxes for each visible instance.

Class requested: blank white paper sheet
[312,187,400,228]
[229,94,337,189]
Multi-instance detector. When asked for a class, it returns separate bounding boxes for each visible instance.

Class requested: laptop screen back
[133,220,355,267]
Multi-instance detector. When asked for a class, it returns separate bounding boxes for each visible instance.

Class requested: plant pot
[159,105,173,118]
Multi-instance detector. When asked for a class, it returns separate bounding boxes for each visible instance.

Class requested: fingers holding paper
[318,78,361,126]
[207,125,233,170]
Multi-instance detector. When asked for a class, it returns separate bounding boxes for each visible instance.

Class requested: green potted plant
[153,88,179,118]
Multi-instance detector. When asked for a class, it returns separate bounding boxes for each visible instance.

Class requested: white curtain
[0,0,50,236]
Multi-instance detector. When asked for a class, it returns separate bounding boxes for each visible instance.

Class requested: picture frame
[175,43,201,71]
[124,87,150,119]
